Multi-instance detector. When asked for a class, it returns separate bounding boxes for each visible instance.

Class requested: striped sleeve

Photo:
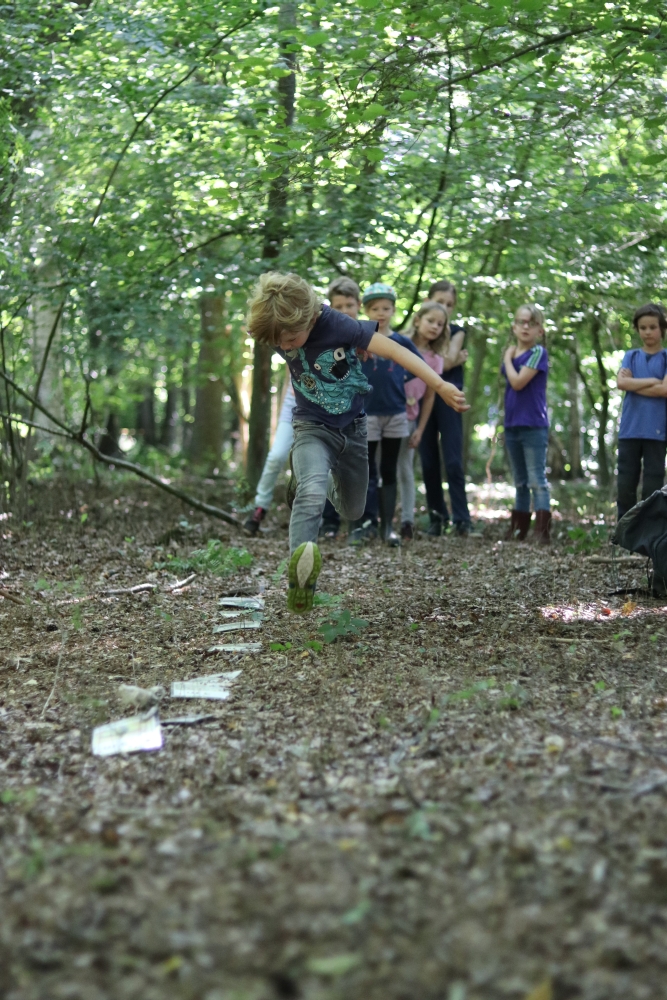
[524,345,544,370]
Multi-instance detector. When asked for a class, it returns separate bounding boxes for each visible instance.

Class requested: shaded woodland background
[2,0,667,509]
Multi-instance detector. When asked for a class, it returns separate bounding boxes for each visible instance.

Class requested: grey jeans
[290,416,369,552]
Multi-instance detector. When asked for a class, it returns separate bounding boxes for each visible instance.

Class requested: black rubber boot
[379,484,400,547]
[426,510,446,537]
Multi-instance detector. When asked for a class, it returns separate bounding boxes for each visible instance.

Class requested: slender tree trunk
[189,294,225,469]
[568,354,583,477]
[137,385,158,447]
[98,412,121,457]
[246,2,297,491]
[590,313,610,487]
[160,386,178,449]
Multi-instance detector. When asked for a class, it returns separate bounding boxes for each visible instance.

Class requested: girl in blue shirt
[616,303,667,519]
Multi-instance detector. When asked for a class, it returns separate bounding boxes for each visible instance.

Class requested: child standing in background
[244,276,362,536]
[396,301,448,538]
[418,280,472,536]
[350,283,425,547]
[501,304,551,545]
[616,303,667,519]
[246,272,467,611]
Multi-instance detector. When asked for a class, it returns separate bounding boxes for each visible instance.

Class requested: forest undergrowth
[1,477,667,1000]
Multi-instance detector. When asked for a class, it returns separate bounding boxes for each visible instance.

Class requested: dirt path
[1,480,666,1000]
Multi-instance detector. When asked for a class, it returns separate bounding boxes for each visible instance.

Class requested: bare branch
[0,371,241,527]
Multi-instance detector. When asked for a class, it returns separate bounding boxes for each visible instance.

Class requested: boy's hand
[356,347,372,362]
[437,380,469,412]
[457,348,469,365]
[409,428,423,449]
[619,367,633,378]
[503,345,516,364]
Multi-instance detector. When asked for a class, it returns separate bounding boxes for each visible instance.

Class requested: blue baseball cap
[362,282,396,305]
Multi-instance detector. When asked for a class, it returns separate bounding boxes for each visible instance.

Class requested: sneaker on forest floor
[287,541,322,614]
[243,507,266,536]
[319,519,340,539]
[347,519,378,547]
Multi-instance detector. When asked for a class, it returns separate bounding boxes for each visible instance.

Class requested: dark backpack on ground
[612,487,667,597]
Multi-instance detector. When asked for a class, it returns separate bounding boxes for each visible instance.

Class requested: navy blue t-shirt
[362,332,423,416]
[444,322,465,389]
[275,305,377,428]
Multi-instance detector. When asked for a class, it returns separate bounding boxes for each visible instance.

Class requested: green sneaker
[287,541,322,614]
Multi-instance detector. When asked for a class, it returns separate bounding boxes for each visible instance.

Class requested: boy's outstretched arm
[369,333,469,412]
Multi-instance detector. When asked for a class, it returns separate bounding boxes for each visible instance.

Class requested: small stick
[167,573,196,592]
[585,556,645,565]
[41,640,66,719]
[103,583,157,595]
[538,636,610,644]
[0,587,24,606]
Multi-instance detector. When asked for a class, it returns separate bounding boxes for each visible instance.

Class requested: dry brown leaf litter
[1,480,667,1000]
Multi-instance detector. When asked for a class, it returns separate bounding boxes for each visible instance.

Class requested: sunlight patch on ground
[467,481,514,521]
[540,602,667,623]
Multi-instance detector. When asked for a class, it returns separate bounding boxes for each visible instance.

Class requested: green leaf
[361,103,387,121]
[305,31,328,46]
[399,89,419,102]
[643,153,665,166]
[363,147,384,162]
[307,953,362,976]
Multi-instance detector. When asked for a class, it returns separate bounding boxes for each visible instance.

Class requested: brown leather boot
[534,509,552,545]
[505,510,532,540]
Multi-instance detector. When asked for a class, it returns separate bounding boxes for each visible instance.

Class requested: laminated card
[92,713,163,757]
[171,671,241,701]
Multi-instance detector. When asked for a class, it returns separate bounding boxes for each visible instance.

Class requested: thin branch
[157,223,250,273]
[89,8,266,230]
[1,412,77,441]
[0,370,241,527]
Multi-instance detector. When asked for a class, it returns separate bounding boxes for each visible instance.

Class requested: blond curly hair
[246,272,321,346]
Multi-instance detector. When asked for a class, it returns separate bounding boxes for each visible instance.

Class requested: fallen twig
[538,636,610,644]
[167,573,196,592]
[162,714,220,727]
[0,587,24,606]
[41,639,66,719]
[549,721,667,763]
[103,582,157,596]
[586,556,646,566]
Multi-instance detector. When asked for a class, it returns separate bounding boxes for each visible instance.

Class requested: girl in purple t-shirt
[501,304,551,545]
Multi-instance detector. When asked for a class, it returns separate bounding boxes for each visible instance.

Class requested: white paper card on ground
[207,643,262,654]
[212,618,262,634]
[218,609,254,619]
[171,671,241,700]
[219,597,264,610]
[92,714,163,757]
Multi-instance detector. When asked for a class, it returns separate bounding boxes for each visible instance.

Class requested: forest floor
[1,475,667,1000]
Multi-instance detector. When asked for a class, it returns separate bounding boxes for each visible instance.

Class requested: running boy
[244,276,362,536]
[616,303,667,519]
[246,272,468,612]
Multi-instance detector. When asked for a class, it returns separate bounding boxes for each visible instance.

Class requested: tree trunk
[137,385,158,447]
[189,294,225,469]
[568,355,583,478]
[590,314,610,487]
[31,291,64,431]
[98,412,121,457]
[160,386,178,449]
[246,1,297,491]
